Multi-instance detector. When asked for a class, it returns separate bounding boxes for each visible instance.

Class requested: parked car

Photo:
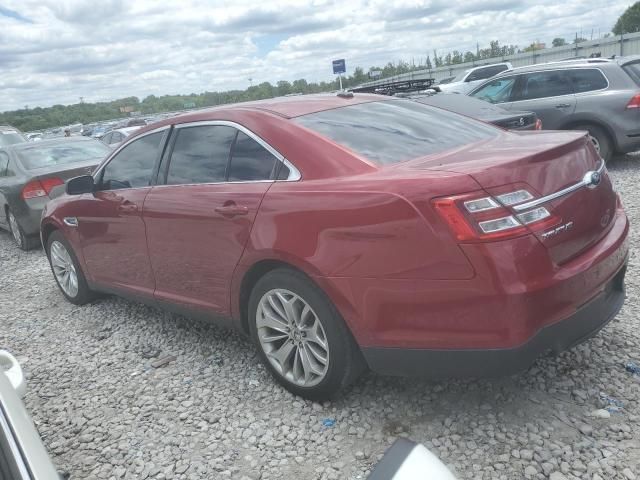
[407,92,541,130]
[468,57,640,162]
[435,62,512,94]
[41,94,628,400]
[0,137,111,250]
[0,126,27,147]
[0,350,62,479]
[99,127,142,148]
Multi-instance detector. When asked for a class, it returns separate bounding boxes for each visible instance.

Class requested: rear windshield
[623,61,640,86]
[0,131,26,147]
[294,100,499,165]
[16,141,111,170]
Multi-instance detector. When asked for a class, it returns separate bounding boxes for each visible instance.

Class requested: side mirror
[66,175,95,195]
[368,439,457,480]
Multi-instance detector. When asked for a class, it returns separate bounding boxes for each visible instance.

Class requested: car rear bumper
[11,198,46,237]
[361,262,626,377]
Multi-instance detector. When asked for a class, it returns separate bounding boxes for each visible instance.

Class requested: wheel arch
[40,220,61,249]
[233,256,365,343]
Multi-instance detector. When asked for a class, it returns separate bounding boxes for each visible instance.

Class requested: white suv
[437,62,512,94]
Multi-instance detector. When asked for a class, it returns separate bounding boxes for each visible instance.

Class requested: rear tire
[46,230,95,305]
[248,268,366,401]
[572,124,613,163]
[7,209,39,251]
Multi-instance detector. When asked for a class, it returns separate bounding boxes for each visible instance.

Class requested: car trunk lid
[403,131,616,264]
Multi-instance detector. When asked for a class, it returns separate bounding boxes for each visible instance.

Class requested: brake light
[433,189,559,242]
[21,178,64,199]
[626,93,640,109]
[534,119,543,130]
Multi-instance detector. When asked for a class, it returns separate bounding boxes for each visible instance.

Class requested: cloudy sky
[0,0,630,112]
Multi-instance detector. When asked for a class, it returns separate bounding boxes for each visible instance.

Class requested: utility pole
[79,97,84,104]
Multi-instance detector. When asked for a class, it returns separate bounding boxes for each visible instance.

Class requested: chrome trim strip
[0,406,30,480]
[513,160,605,212]
[63,217,78,227]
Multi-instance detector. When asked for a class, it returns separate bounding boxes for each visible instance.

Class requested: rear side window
[468,65,508,82]
[295,100,498,165]
[227,132,278,181]
[101,132,164,189]
[517,71,572,100]
[567,69,608,93]
[167,125,236,185]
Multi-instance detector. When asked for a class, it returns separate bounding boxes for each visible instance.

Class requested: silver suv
[468,58,640,162]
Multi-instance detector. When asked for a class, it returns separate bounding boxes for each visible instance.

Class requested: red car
[41,94,628,400]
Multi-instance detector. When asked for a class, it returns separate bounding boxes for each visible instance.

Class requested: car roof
[3,136,97,152]
[114,126,141,135]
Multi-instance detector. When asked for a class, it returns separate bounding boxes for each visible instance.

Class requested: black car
[0,137,110,250]
[408,93,540,130]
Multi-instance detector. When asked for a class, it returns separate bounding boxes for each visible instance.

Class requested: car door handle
[215,204,249,217]
[555,103,571,109]
[118,201,138,213]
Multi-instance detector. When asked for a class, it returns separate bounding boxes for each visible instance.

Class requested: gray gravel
[2,155,640,480]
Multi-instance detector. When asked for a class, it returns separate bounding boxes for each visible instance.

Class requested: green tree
[552,37,567,47]
[613,2,640,34]
[426,55,432,70]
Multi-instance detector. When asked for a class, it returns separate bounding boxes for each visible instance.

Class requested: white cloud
[0,0,629,111]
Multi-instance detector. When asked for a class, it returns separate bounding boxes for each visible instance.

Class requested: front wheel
[249,268,365,401]
[46,230,95,305]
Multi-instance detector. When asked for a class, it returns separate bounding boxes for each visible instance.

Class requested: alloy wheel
[50,241,79,297]
[589,134,601,155]
[8,211,21,246]
[256,289,330,387]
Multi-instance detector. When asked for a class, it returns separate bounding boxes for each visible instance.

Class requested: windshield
[470,76,517,103]
[295,100,498,165]
[16,141,110,170]
[0,131,26,147]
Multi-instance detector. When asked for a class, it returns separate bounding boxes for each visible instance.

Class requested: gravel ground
[2,155,640,480]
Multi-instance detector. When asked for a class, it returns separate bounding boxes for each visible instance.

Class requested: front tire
[249,268,365,401]
[573,124,613,163]
[46,230,95,305]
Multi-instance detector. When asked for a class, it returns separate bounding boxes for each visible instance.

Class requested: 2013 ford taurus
[40,94,628,400]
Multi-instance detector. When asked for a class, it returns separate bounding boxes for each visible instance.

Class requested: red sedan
[41,94,628,400]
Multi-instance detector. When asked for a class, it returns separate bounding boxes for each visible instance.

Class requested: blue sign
[332,59,346,75]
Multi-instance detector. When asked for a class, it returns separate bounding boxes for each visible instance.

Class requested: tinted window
[167,125,236,185]
[101,132,164,189]
[0,153,8,177]
[623,61,640,86]
[228,132,278,181]
[567,69,608,93]
[16,141,110,170]
[295,100,498,165]
[517,71,572,100]
[101,132,112,144]
[470,76,517,103]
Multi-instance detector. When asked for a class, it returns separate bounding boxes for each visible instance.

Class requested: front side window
[100,131,164,190]
[517,71,573,100]
[227,132,278,181]
[295,100,498,166]
[470,76,517,103]
[567,69,608,93]
[166,125,236,185]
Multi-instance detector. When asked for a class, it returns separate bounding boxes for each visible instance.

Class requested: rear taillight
[433,188,559,242]
[534,119,543,130]
[21,178,64,199]
[626,93,640,109]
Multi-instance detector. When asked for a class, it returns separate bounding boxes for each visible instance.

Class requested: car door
[501,70,577,129]
[143,123,282,315]
[76,128,168,297]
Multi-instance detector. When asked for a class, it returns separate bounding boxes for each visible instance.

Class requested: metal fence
[357,32,640,88]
